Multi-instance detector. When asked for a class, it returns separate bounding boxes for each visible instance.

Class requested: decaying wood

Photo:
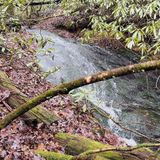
[0,59,160,130]
[0,71,60,125]
[36,133,160,160]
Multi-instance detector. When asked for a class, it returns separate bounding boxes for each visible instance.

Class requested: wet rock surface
[29,29,160,142]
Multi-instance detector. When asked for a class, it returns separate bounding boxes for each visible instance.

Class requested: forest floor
[0,30,125,159]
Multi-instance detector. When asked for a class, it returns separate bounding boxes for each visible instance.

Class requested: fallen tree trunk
[36,150,106,160]
[0,59,160,130]
[55,133,121,159]
[36,133,160,160]
[0,71,60,125]
[56,133,160,159]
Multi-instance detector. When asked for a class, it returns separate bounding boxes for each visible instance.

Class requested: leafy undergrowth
[0,31,125,159]
[33,10,130,52]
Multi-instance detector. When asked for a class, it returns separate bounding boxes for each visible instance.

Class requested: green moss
[55,133,122,160]
[36,150,73,160]
[92,155,108,160]
[55,133,160,160]
[35,134,160,160]
[55,133,106,152]
[36,150,109,160]
[76,155,110,160]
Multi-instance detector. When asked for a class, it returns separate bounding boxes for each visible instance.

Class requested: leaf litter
[0,31,125,160]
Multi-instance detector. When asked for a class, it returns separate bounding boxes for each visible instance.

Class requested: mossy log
[0,71,60,125]
[0,60,160,130]
[36,150,107,160]
[54,133,160,160]
[35,151,73,160]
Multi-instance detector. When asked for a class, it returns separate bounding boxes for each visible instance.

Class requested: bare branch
[0,60,160,130]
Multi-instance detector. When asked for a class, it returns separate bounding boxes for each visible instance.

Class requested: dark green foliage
[61,0,160,57]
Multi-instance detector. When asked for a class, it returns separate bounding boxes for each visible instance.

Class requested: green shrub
[61,0,160,57]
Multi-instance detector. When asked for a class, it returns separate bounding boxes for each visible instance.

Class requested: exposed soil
[0,31,124,159]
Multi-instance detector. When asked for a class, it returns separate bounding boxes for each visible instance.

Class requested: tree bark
[0,60,160,130]
[0,71,60,125]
